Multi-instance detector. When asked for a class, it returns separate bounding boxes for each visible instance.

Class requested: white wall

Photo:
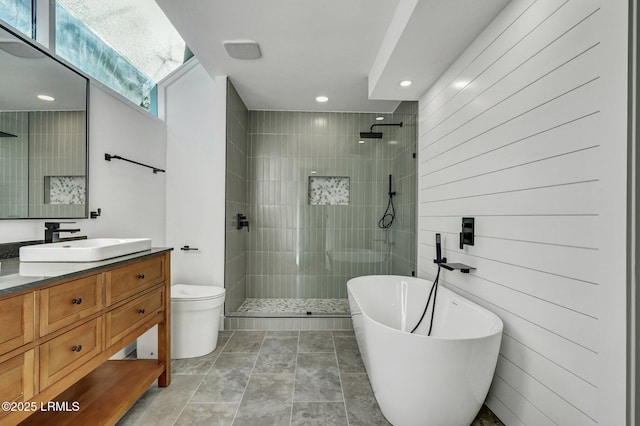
[0,83,167,245]
[163,63,226,288]
[417,0,628,424]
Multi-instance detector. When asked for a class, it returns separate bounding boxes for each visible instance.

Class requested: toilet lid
[171,284,225,301]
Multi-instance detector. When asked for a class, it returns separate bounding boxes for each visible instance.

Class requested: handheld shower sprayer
[411,233,444,335]
[378,175,396,228]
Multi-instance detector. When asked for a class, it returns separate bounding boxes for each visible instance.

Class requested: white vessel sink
[19,238,152,262]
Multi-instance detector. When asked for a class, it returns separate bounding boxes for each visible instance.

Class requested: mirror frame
[0,21,90,220]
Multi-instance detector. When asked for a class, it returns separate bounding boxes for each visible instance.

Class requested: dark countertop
[0,247,172,298]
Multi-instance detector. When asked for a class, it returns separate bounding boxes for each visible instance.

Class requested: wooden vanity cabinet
[0,351,36,422]
[39,274,103,336]
[0,294,34,356]
[0,250,171,426]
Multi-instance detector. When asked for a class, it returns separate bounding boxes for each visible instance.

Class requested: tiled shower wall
[224,81,249,314]
[0,112,28,218]
[389,101,417,276]
[29,111,86,218]
[0,111,86,219]
[246,110,406,300]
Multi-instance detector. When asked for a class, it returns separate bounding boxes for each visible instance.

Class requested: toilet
[171,284,225,359]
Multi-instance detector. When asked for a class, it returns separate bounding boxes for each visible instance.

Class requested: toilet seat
[171,284,225,301]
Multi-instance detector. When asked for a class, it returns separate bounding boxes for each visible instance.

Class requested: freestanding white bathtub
[347,275,503,426]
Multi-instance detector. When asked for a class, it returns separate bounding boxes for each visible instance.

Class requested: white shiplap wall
[417,0,628,424]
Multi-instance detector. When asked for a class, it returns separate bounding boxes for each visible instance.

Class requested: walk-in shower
[224,80,417,319]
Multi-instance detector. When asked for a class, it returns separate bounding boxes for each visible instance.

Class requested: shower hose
[378,193,396,228]
[410,265,441,335]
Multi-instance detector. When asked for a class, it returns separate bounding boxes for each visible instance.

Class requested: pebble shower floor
[233,298,350,316]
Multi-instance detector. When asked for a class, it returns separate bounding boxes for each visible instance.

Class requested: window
[55,0,190,115]
[0,0,33,37]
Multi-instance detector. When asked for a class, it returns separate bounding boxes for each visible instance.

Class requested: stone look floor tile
[266,330,300,336]
[173,402,238,426]
[172,334,232,375]
[298,331,334,353]
[291,402,348,426]
[341,373,391,426]
[119,327,504,426]
[190,353,257,403]
[232,373,294,426]
[117,375,204,426]
[254,334,299,375]
[222,331,266,353]
[294,353,342,402]
[333,336,365,373]
[472,405,506,426]
[331,330,355,337]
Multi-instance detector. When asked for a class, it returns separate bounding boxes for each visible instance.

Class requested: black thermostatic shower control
[460,217,474,249]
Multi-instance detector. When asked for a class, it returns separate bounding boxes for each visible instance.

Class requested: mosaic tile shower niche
[224,99,418,320]
[308,176,349,205]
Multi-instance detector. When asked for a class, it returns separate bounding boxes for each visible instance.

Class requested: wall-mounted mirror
[0,23,88,219]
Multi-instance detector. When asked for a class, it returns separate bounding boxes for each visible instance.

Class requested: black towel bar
[105,153,165,174]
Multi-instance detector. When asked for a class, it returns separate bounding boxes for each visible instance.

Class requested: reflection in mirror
[0,24,88,219]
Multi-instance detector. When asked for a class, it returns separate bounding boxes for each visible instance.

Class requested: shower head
[359,122,403,139]
[359,131,383,139]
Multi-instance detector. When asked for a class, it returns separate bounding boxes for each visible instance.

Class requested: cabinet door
[105,257,164,306]
[0,293,34,355]
[39,274,103,336]
[0,349,35,420]
[39,317,103,391]
[106,288,164,348]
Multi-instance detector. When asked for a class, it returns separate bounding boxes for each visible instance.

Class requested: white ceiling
[0,29,87,111]
[156,0,510,113]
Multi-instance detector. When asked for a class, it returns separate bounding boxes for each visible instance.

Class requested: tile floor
[118,330,504,426]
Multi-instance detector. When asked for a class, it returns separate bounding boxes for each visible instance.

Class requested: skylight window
[0,0,33,37]
[55,0,190,115]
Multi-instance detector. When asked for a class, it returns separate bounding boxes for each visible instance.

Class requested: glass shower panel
[224,109,415,317]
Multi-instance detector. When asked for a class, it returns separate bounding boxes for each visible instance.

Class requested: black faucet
[44,222,81,243]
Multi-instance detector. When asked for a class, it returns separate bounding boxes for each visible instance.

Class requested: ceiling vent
[223,40,261,60]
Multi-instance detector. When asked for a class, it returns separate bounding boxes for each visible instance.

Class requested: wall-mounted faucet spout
[44,221,81,243]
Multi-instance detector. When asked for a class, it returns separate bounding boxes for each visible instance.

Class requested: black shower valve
[460,217,475,249]
[237,213,249,232]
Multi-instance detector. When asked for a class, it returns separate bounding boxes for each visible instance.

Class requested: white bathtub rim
[347,275,504,342]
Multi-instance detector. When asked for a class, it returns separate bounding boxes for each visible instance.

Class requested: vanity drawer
[106,256,165,305]
[0,293,34,355]
[106,288,164,348]
[39,317,103,391]
[39,274,103,336]
[0,349,36,419]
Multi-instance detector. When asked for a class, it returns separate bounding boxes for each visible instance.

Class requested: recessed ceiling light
[358,140,365,144]
[315,96,328,103]
[37,94,55,101]
[399,80,412,87]
[310,170,317,174]
[376,116,384,121]
[388,140,398,145]
[453,80,470,89]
